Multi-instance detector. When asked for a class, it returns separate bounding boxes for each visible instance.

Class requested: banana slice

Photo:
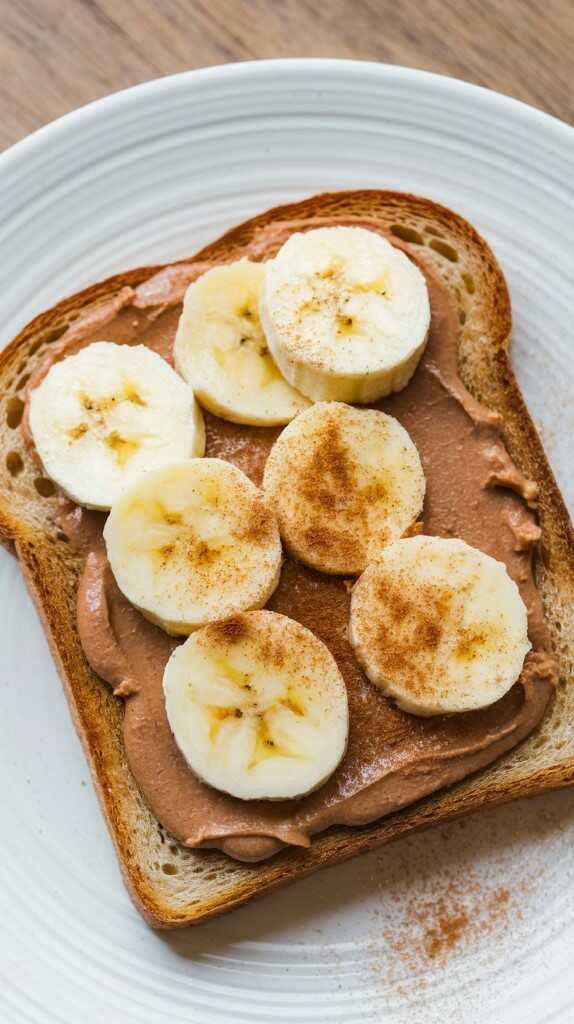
[163,610,349,800]
[28,341,205,510]
[174,259,309,425]
[349,536,531,716]
[263,402,425,575]
[260,226,430,403]
[104,459,282,636]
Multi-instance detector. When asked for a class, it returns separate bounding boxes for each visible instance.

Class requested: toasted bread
[0,191,572,928]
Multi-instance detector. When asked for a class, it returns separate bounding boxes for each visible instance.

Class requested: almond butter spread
[23,222,556,862]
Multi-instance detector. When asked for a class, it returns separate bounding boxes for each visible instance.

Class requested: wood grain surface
[1,0,572,151]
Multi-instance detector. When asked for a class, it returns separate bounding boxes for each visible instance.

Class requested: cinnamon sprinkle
[384,881,515,965]
[207,617,248,644]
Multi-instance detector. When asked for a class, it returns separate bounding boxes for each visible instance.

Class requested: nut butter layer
[31,224,555,863]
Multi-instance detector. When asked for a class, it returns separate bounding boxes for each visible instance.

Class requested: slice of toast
[1,191,572,928]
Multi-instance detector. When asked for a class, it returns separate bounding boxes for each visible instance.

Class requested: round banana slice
[349,536,531,716]
[174,259,310,426]
[262,402,425,575]
[260,226,430,403]
[163,610,349,800]
[104,459,282,636]
[28,341,205,510]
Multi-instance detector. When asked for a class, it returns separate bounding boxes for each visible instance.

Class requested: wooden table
[1,0,572,151]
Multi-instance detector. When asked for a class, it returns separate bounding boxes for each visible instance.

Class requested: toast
[1,190,573,928]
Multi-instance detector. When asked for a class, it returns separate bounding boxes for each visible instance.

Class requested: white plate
[1,60,573,1024]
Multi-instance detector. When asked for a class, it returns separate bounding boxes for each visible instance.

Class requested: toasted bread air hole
[390,224,424,245]
[162,862,178,875]
[6,451,24,476]
[11,328,68,388]
[6,396,25,429]
[429,239,459,262]
[462,272,475,295]
[42,326,68,346]
[459,309,467,325]
[34,476,56,498]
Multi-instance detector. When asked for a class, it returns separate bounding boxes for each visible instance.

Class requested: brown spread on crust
[25,221,557,863]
